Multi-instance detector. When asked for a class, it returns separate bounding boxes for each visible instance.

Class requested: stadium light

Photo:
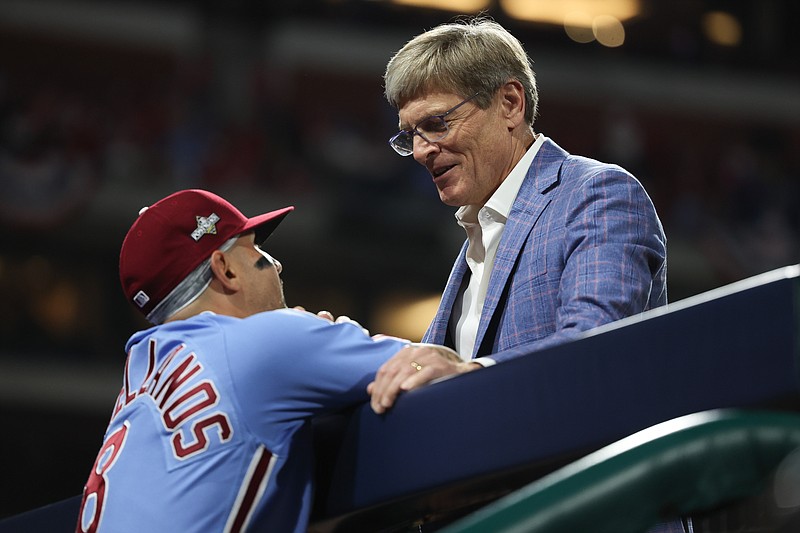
[500,0,640,26]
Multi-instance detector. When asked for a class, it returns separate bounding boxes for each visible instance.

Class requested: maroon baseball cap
[119,189,293,318]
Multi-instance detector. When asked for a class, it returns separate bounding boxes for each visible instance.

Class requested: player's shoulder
[244,308,328,327]
[130,310,334,352]
[213,308,333,338]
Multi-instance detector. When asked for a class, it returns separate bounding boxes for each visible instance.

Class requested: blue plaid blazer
[422,138,667,362]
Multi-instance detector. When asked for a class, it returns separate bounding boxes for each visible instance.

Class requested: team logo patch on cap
[191,213,220,241]
[133,290,150,308]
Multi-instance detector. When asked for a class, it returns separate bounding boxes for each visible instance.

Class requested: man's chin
[438,190,465,207]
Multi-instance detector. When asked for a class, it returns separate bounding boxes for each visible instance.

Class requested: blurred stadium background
[0,0,798,519]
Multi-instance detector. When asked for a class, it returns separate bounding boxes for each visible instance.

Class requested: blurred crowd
[0,27,798,360]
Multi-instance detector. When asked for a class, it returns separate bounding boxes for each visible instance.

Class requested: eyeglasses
[388,92,480,156]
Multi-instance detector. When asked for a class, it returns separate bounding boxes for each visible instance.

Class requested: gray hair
[147,236,238,325]
[384,18,538,125]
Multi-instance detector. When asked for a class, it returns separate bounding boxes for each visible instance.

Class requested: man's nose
[413,135,440,161]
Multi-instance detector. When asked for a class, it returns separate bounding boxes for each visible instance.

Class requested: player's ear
[209,250,239,292]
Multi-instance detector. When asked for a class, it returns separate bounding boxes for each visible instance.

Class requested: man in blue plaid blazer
[369,16,677,533]
[369,18,666,409]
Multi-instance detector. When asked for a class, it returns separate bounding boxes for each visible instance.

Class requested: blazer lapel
[472,139,567,356]
[423,240,470,345]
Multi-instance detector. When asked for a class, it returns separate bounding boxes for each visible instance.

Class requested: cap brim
[243,206,294,244]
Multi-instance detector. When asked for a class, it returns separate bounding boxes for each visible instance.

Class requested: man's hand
[367,343,481,414]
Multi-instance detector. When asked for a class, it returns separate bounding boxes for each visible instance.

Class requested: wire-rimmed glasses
[388,92,480,156]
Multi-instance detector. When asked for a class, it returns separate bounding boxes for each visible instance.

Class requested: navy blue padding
[313,266,800,529]
[0,495,80,533]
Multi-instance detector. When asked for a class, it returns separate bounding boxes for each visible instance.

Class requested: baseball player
[76,189,460,532]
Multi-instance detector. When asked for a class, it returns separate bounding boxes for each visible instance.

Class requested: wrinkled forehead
[394,78,458,110]
[397,90,466,129]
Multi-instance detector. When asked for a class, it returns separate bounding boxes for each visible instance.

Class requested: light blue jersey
[77,309,406,532]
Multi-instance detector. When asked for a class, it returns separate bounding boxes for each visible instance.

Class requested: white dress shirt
[451,134,545,363]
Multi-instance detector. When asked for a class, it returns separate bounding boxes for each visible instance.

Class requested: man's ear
[209,250,239,292]
[499,80,526,129]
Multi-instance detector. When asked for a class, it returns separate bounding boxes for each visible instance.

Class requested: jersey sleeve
[221,309,407,436]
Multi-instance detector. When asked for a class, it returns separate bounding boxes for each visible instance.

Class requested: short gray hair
[384,17,538,125]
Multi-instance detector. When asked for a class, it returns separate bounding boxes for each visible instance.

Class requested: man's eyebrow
[398,114,421,131]
[399,108,443,131]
